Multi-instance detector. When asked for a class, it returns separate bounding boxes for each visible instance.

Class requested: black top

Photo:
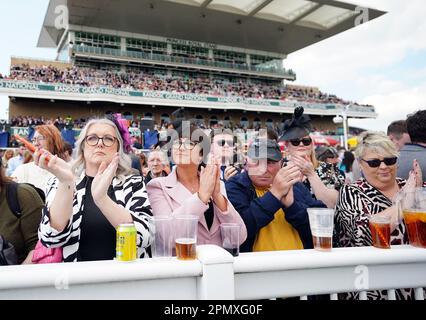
[78,176,116,261]
[204,201,214,230]
[144,170,168,185]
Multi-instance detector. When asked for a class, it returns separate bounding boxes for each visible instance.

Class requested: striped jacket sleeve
[38,177,75,249]
[120,176,154,258]
[335,184,370,247]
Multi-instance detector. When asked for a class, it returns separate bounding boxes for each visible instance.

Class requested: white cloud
[285,0,426,131]
[351,84,426,132]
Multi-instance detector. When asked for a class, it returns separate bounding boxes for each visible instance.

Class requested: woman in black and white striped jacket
[34,117,154,262]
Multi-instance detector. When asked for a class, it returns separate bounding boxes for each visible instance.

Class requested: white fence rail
[0,245,425,300]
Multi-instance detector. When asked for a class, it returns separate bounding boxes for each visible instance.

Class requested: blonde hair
[355,131,399,159]
[309,141,319,169]
[72,118,135,184]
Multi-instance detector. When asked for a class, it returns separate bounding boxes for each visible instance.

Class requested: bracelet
[197,192,210,205]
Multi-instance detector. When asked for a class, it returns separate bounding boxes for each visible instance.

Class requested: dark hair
[406,109,426,143]
[341,151,355,173]
[63,142,73,156]
[174,120,211,162]
[267,128,278,141]
[317,147,339,162]
[387,120,408,138]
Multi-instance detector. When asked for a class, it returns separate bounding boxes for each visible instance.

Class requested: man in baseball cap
[226,137,326,253]
[247,138,282,162]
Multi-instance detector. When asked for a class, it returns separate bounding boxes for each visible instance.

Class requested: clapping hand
[92,153,119,204]
[224,165,238,181]
[290,154,315,178]
[413,159,423,188]
[198,164,217,204]
[270,163,302,200]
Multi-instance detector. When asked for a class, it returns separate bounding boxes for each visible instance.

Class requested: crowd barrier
[0,245,424,300]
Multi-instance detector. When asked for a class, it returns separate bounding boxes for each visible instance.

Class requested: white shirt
[11,162,55,195]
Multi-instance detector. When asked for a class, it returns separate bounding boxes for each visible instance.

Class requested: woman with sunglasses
[279,107,340,208]
[11,124,67,194]
[34,117,154,262]
[209,129,243,181]
[335,131,422,300]
[146,121,247,248]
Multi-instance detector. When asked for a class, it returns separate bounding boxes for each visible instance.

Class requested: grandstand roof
[38,0,385,55]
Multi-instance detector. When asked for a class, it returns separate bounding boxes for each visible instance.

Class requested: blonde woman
[279,107,339,208]
[35,117,154,262]
[335,131,423,299]
[2,149,14,169]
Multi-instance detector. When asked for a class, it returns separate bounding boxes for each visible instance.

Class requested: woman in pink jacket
[146,121,247,247]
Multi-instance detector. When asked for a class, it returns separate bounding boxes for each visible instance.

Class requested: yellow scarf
[252,187,304,252]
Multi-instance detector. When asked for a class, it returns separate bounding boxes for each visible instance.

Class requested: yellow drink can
[116,223,137,261]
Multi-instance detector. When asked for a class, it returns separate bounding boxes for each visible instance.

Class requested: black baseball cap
[247,139,282,162]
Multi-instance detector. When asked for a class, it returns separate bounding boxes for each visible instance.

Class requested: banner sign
[0,80,375,114]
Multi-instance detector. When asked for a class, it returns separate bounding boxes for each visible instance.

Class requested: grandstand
[0,0,385,133]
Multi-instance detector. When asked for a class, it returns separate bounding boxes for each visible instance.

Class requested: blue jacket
[225,171,326,252]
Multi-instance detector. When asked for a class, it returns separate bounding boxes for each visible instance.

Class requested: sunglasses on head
[289,137,312,147]
[361,157,398,168]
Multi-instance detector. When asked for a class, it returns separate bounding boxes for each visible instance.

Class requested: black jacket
[225,171,326,252]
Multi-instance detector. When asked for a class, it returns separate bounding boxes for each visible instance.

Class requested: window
[123,112,133,121]
[126,38,167,54]
[74,32,120,49]
[253,118,261,127]
[223,116,231,128]
[161,113,170,123]
[213,49,246,65]
[251,54,273,66]
[210,115,218,126]
[240,117,249,128]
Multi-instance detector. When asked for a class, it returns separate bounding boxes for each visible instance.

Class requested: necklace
[180,181,199,193]
[186,185,198,193]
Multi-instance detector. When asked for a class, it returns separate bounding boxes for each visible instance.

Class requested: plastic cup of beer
[152,216,174,258]
[307,208,334,251]
[401,187,426,248]
[220,223,240,256]
[368,215,391,249]
[403,210,426,248]
[175,215,198,260]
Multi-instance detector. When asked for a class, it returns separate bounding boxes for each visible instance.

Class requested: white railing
[0,245,424,300]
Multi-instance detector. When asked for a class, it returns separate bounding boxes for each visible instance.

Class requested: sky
[0,0,425,132]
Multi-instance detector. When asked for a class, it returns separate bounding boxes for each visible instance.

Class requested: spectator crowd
[3,63,369,105]
[0,106,425,301]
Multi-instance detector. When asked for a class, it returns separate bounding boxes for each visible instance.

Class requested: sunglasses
[289,137,312,147]
[361,157,398,168]
[216,140,233,147]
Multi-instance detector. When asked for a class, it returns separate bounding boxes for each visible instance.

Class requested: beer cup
[368,215,391,249]
[174,215,198,260]
[307,208,334,251]
[401,188,426,248]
